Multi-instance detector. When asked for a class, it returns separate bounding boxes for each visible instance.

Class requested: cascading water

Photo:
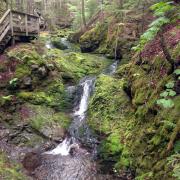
[41,36,123,180]
[45,40,53,49]
[20,37,132,179]
[103,61,119,75]
[45,77,96,156]
[45,59,118,156]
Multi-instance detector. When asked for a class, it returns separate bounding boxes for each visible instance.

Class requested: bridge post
[25,14,28,36]
[10,11,15,45]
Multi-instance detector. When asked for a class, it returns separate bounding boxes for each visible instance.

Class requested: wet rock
[46,63,55,71]
[22,151,42,172]
[31,64,39,71]
[40,124,65,141]
[37,66,48,79]
[23,76,32,88]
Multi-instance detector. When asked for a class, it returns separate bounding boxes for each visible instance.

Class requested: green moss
[100,131,123,159]
[18,91,53,105]
[88,74,130,133]
[15,64,31,78]
[87,46,180,178]
[7,44,44,65]
[0,151,26,180]
[25,104,71,131]
[135,172,154,180]
[80,23,108,53]
[47,49,112,82]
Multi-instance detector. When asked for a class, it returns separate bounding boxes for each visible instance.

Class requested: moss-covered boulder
[46,49,112,83]
[0,151,26,180]
[79,19,137,62]
[25,104,71,141]
[51,37,68,50]
[79,23,108,53]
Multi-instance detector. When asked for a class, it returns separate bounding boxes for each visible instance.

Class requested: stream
[28,38,121,180]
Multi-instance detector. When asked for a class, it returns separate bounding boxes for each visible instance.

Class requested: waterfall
[45,77,95,156]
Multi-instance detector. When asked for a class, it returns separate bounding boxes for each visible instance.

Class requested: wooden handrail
[11,10,39,19]
[0,9,11,24]
[0,9,40,52]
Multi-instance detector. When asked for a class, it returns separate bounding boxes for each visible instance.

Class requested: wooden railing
[0,9,11,42]
[0,9,39,45]
[11,10,39,36]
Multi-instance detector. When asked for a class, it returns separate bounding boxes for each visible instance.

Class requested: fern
[132,1,175,52]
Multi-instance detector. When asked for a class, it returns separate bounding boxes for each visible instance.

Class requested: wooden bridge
[0,9,40,53]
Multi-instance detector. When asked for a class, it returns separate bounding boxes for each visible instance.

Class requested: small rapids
[45,138,75,156]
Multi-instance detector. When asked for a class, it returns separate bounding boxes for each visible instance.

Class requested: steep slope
[87,20,180,179]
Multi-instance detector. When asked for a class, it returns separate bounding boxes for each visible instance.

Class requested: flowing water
[32,38,121,180]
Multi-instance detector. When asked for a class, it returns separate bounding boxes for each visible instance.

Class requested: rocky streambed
[0,35,133,180]
[21,39,128,179]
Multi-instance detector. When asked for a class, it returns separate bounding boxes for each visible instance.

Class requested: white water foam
[74,79,93,117]
[46,41,53,49]
[45,138,71,156]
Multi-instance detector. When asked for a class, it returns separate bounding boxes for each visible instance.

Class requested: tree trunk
[81,0,87,28]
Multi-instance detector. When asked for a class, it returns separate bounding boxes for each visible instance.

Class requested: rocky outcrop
[79,23,108,53]
[79,21,137,61]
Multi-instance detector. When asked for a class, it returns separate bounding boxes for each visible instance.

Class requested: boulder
[23,76,32,88]
[40,123,65,142]
[37,66,48,79]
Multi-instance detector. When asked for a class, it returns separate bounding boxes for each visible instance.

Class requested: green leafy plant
[9,78,18,85]
[9,78,19,89]
[157,99,174,108]
[165,81,175,88]
[2,95,13,101]
[174,69,180,75]
[157,81,176,108]
[174,69,180,80]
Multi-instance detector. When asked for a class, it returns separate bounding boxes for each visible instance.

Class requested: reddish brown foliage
[0,55,18,83]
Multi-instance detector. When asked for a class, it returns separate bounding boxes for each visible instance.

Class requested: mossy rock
[47,49,112,82]
[51,37,68,50]
[0,151,26,180]
[24,104,71,140]
[80,23,108,53]
[87,45,180,178]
